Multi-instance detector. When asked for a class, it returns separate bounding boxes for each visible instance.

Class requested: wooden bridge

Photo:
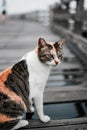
[0,19,87,130]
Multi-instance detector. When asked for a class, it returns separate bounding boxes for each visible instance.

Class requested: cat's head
[38,38,66,66]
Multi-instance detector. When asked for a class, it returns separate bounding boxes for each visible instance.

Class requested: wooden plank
[50,70,87,75]
[45,85,87,92]
[53,14,70,20]
[48,76,86,82]
[83,11,87,21]
[24,124,87,130]
[20,117,87,129]
[44,86,87,104]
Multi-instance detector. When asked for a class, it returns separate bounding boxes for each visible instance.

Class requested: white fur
[22,50,51,122]
[11,120,29,130]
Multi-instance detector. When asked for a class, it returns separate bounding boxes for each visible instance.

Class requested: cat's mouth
[53,61,60,66]
[45,60,60,66]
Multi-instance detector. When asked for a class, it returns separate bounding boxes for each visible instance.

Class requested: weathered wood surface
[0,19,87,130]
[44,86,87,104]
[19,117,87,130]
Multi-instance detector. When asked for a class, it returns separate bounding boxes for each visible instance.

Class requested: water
[32,102,87,120]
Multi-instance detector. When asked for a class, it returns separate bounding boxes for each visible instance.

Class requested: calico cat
[0,38,65,130]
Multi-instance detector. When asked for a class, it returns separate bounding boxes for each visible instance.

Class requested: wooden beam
[74,0,84,34]
[44,86,87,104]
[21,117,87,129]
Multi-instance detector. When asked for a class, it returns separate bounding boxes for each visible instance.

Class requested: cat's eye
[47,45,53,50]
[45,54,54,59]
[58,53,63,59]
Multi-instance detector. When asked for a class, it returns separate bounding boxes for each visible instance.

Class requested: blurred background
[0,0,87,127]
[0,0,87,37]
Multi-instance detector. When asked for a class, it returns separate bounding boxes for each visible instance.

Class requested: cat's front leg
[29,98,35,113]
[34,92,50,123]
[26,98,35,119]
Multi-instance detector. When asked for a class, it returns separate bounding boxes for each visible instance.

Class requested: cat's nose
[54,59,59,65]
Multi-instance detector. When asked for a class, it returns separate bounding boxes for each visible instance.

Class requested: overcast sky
[0,0,87,15]
[0,0,58,15]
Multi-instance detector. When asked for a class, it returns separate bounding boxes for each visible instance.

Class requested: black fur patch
[38,44,54,63]
[0,60,30,130]
[0,98,24,117]
[0,92,24,117]
[26,112,34,119]
[0,119,19,130]
[0,92,9,101]
[4,60,30,111]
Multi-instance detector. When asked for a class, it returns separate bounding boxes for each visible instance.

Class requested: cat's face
[38,38,65,66]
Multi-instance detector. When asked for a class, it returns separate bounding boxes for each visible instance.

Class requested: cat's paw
[40,115,51,123]
[30,106,35,113]
[11,120,29,130]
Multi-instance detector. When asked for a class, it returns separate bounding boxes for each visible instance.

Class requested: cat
[0,38,65,130]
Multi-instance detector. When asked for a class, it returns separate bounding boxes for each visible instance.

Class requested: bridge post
[74,0,84,34]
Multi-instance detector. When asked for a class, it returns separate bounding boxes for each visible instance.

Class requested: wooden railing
[50,21,87,66]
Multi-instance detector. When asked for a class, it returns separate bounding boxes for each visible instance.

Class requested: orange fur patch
[0,114,13,123]
[0,68,27,110]
[0,68,12,82]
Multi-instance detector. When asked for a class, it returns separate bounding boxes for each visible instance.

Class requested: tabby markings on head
[38,38,65,65]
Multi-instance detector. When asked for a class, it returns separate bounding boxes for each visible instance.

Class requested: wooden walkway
[0,19,87,130]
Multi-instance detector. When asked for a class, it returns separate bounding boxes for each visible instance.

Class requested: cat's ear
[54,38,66,51]
[38,38,47,48]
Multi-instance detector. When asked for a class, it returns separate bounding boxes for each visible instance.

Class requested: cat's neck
[25,48,51,73]
[24,49,51,89]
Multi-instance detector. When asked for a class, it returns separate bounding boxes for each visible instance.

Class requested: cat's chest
[25,51,51,88]
[28,64,50,89]
[29,70,48,86]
